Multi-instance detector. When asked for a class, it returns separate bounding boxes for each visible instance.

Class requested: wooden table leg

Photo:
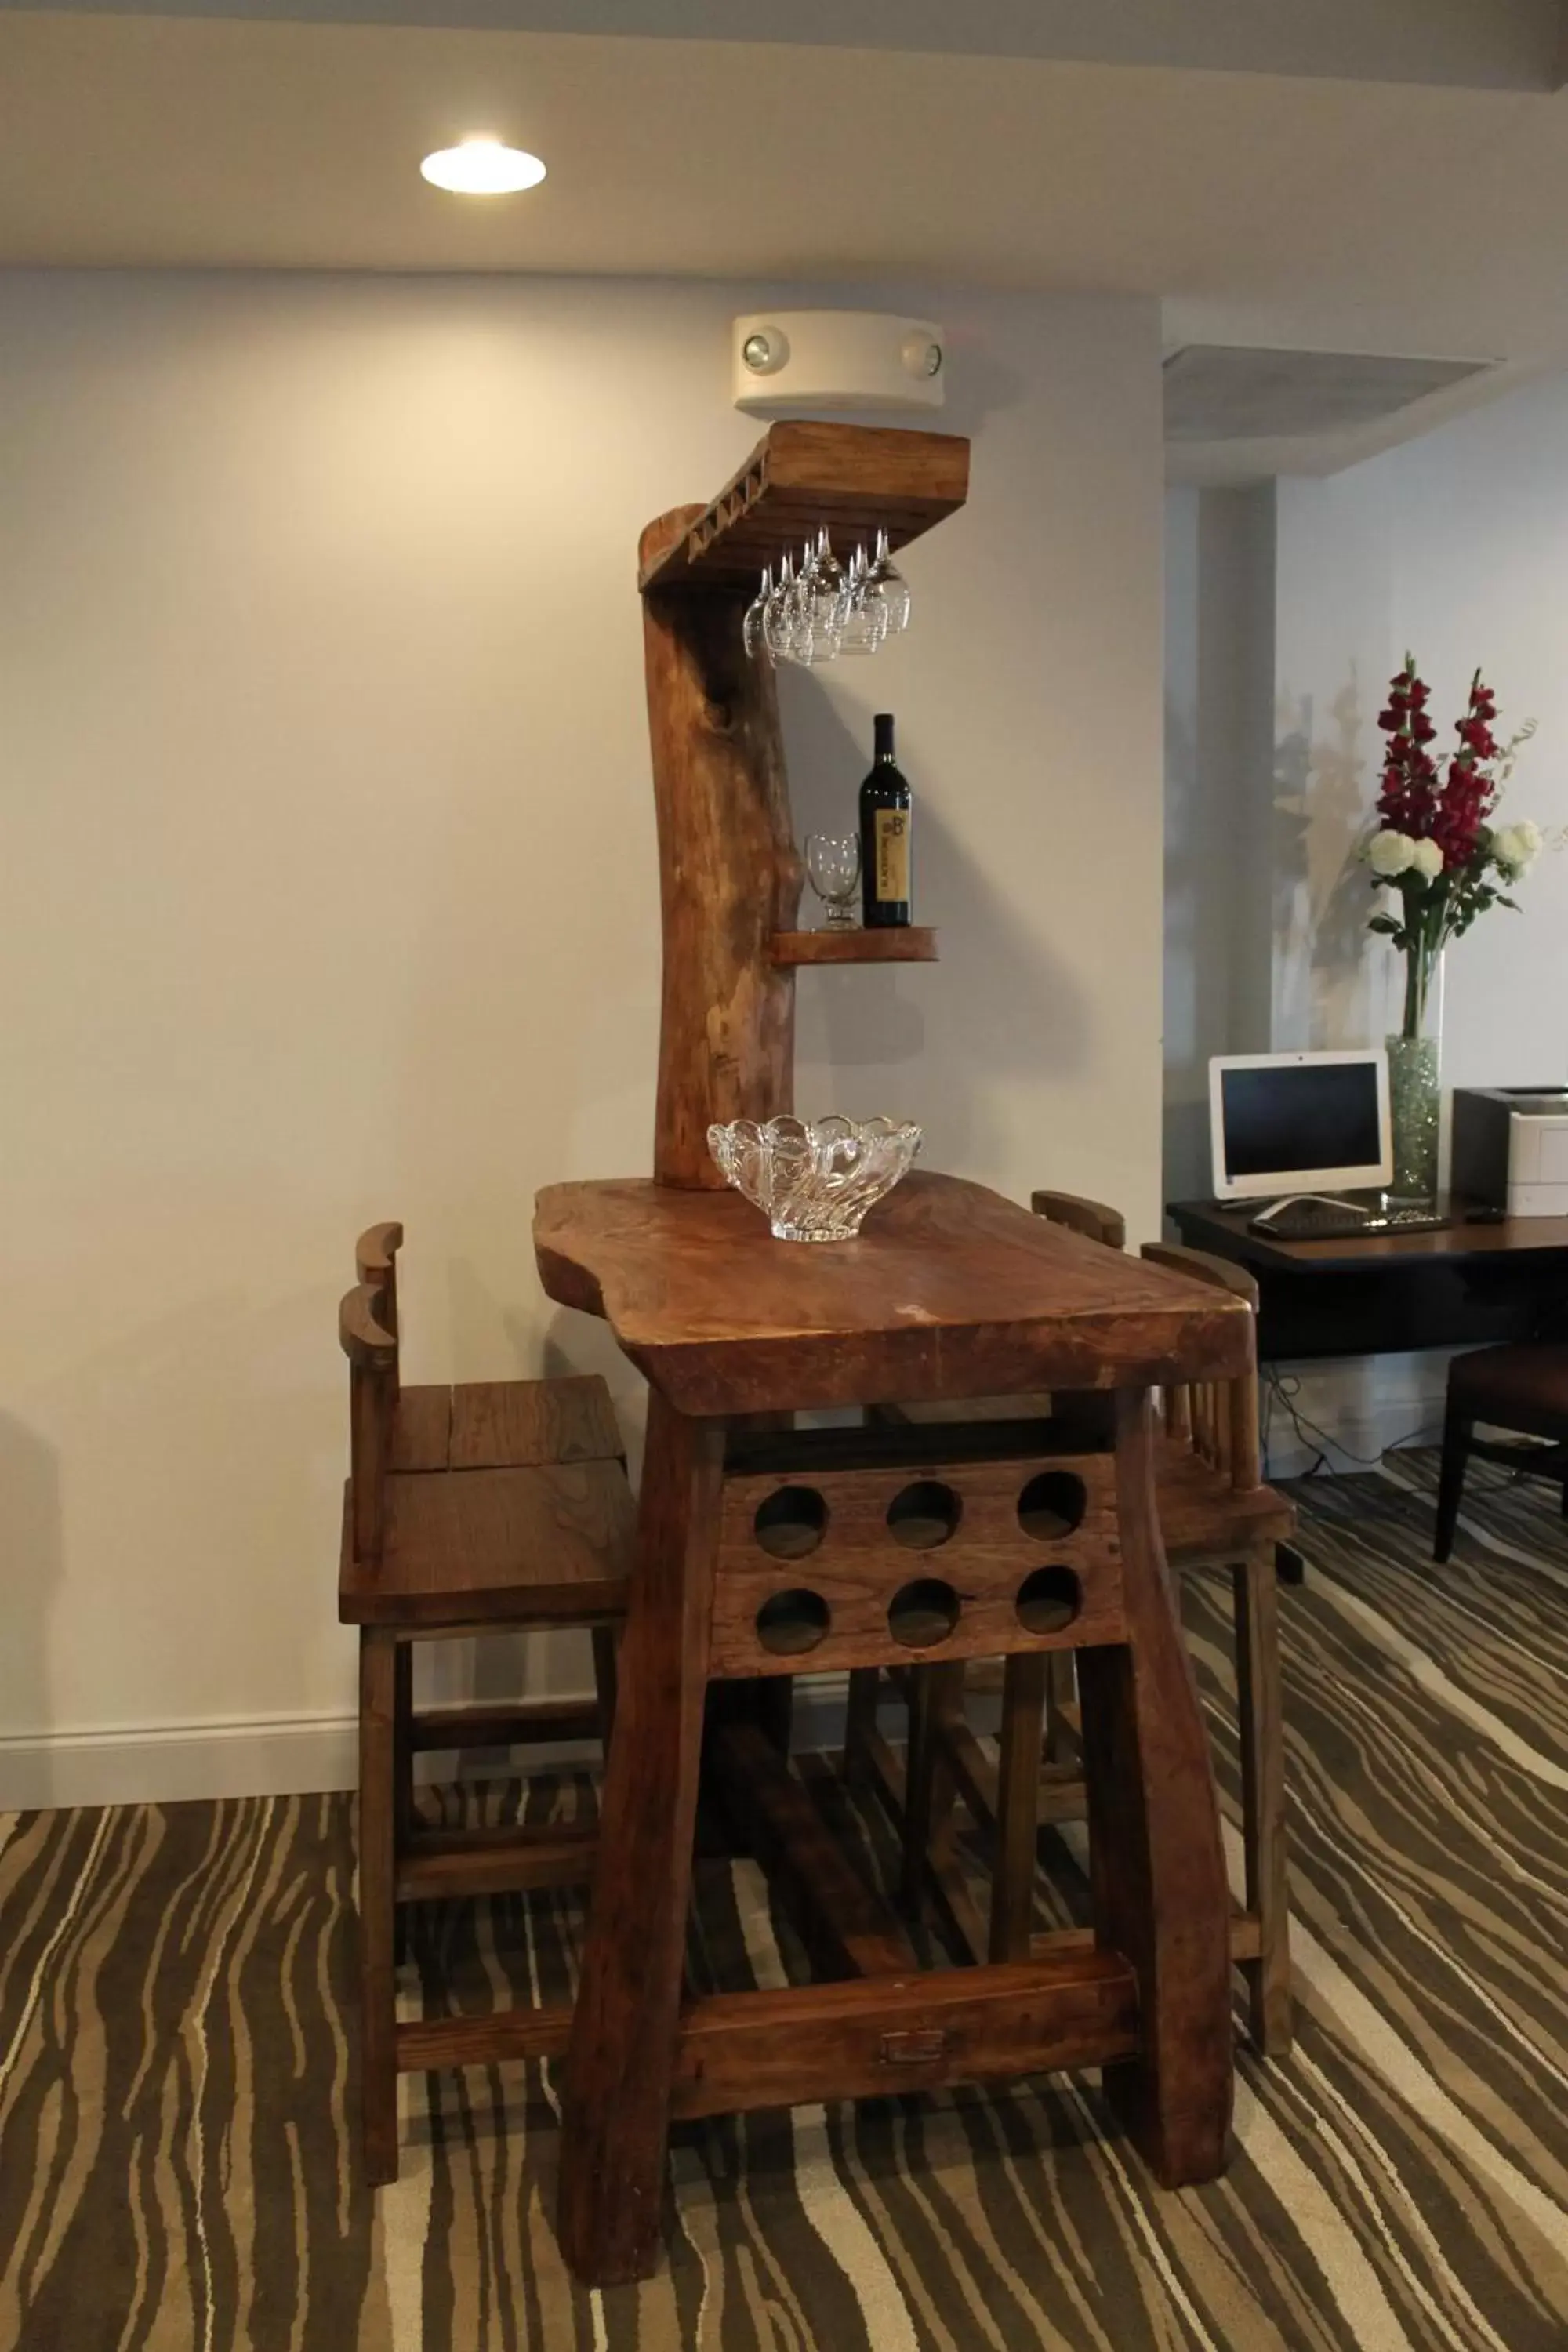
[1076,1389,1232,2187]
[842,1665,881,1789]
[590,1624,619,1742]
[900,1658,964,1918]
[990,1650,1048,1962]
[557,1390,725,2286]
[392,1641,413,1968]
[1044,1650,1078,1766]
[358,1628,399,2185]
[1234,1551,1292,2054]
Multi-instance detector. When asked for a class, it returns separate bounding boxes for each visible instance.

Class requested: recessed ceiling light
[419,139,546,196]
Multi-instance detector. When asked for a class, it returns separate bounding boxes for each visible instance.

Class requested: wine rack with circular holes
[709,1447,1127,1680]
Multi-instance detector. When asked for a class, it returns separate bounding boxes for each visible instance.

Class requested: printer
[1451,1087,1568,1216]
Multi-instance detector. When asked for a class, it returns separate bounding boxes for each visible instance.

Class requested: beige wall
[0,270,1164,1802]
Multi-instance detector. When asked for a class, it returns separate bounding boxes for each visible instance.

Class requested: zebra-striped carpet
[4,1450,1568,2350]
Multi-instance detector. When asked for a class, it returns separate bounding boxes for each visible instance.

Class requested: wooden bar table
[528,423,1254,2281]
[534,1169,1253,2285]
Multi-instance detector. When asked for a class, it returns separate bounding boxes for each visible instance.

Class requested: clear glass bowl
[707,1114,923,1243]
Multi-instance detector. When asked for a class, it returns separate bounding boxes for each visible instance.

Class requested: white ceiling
[15,0,1566,90]
[7,5,1568,478]
[1163,348,1496,443]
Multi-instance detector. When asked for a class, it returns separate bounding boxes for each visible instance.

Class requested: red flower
[1374,658,1444,836]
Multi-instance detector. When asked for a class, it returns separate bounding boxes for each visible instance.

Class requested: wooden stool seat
[391,1375,626,1474]
[339,1461,632,1628]
[1152,1438,1298,1559]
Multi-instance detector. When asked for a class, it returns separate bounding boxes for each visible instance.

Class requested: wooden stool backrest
[1029,1191,1127,1251]
[339,1280,397,1563]
[355,1221,404,1399]
[1140,1243,1261,1491]
[1029,1196,1261,1494]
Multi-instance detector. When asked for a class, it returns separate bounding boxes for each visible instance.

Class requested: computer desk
[1167,1200,1568,1581]
[1167,1200,1568,1363]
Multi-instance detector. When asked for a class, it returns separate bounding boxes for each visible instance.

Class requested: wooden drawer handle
[879,2028,947,2066]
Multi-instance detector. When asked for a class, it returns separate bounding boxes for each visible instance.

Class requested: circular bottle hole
[887,1480,962,1550]
[755,1588,831,1656]
[753,1486,829,1561]
[1015,1566,1081,1635]
[1017,1471,1087,1542]
[887,1577,961,1649]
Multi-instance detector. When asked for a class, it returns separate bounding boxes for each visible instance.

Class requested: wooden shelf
[771,927,938,967]
[639,421,970,595]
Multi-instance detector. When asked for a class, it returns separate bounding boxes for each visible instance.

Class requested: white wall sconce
[732,312,946,416]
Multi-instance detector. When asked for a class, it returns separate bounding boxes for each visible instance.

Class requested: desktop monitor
[1208,1050,1392,1202]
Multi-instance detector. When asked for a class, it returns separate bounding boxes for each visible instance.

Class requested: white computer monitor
[1208,1049,1392,1202]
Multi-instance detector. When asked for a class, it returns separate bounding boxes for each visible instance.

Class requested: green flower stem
[1397,876,1451,1041]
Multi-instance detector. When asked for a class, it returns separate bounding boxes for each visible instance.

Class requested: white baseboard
[0,1675,855,1813]
[1261,1352,1452,1480]
[0,1711,361,1813]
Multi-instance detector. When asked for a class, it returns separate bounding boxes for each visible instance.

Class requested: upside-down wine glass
[762,551,799,665]
[862,528,912,635]
[742,564,774,660]
[795,528,849,665]
[836,544,887,656]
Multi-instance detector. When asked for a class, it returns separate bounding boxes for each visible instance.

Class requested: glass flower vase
[1386,948,1444,1203]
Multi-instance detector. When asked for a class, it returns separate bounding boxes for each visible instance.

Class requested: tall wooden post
[633,424,967,1187]
[641,509,802,1188]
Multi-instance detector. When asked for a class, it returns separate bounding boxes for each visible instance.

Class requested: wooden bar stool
[354,1222,623,1768]
[339,1224,635,2183]
[850,1194,1295,2055]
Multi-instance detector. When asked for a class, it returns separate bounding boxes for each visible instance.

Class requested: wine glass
[804,833,862,929]
[742,564,774,660]
[796,528,849,663]
[862,528,912,635]
[744,526,912,664]
[837,544,887,656]
[762,552,799,665]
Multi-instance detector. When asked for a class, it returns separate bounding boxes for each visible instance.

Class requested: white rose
[1409,838,1445,880]
[1494,818,1542,873]
[1367,830,1417,877]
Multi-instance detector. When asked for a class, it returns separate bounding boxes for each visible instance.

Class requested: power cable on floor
[1262,1367,1443,1481]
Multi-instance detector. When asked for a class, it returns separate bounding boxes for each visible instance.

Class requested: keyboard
[1247,1196,1451,1242]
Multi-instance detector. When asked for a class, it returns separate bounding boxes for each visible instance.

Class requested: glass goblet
[837,544,887,656]
[763,553,799,666]
[742,564,773,661]
[863,527,912,634]
[797,528,848,662]
[804,833,862,930]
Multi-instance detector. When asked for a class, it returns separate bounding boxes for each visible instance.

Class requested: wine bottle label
[873,808,911,902]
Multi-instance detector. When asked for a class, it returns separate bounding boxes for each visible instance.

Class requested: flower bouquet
[1364,656,1541,1196]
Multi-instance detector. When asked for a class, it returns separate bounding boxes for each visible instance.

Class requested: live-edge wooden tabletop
[535,1171,1252,1417]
